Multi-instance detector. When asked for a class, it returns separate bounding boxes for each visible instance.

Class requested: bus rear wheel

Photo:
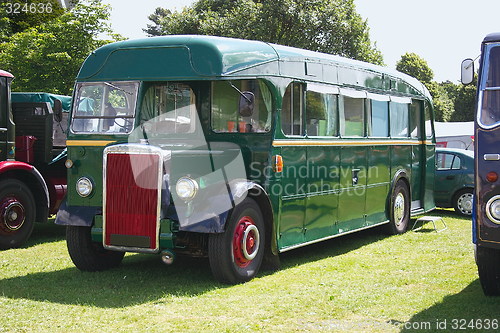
[0,179,36,250]
[208,198,265,284]
[387,180,410,235]
[66,225,124,271]
[476,245,500,296]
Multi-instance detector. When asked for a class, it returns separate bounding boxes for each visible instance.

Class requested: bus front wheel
[387,180,410,235]
[66,225,124,271]
[476,245,500,296]
[208,198,265,284]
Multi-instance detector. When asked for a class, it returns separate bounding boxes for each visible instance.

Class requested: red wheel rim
[232,216,260,268]
[0,197,26,234]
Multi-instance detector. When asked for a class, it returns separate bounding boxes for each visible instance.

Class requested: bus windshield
[71,81,139,134]
[479,44,500,128]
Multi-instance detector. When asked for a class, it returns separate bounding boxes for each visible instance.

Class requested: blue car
[435,148,474,215]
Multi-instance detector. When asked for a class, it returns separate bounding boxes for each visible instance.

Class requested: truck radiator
[103,145,164,252]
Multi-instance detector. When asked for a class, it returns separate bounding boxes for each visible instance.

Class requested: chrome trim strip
[484,154,500,161]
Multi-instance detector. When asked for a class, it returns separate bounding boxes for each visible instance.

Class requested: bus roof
[0,70,14,78]
[484,33,500,43]
[77,35,430,100]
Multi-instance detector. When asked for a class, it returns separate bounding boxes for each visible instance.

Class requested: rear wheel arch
[386,171,411,235]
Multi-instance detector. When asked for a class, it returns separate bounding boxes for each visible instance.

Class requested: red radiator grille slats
[104,153,160,250]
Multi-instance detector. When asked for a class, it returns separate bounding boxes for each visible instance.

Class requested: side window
[141,83,196,134]
[282,83,304,136]
[390,100,409,137]
[409,100,422,139]
[211,80,272,133]
[436,153,461,170]
[424,101,434,139]
[451,156,462,169]
[305,84,337,137]
[340,94,365,137]
[367,99,389,137]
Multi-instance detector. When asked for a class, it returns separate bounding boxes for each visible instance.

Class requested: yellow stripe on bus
[272,140,434,147]
[66,140,116,147]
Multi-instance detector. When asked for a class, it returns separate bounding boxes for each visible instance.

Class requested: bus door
[423,102,436,210]
[337,92,368,232]
[278,83,307,248]
[410,100,425,211]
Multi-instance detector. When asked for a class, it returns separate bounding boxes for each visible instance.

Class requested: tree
[144,0,384,65]
[1,0,66,38]
[396,52,434,84]
[396,52,455,121]
[0,0,116,95]
[450,77,477,122]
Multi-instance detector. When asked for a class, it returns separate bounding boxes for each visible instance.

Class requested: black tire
[453,188,473,216]
[66,225,124,271]
[386,180,410,235]
[208,198,265,284]
[476,245,500,296]
[0,179,36,250]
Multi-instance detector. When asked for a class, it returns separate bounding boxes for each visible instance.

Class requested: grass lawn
[1,210,499,332]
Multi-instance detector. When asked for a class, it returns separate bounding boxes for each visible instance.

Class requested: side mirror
[53,99,63,122]
[461,58,474,85]
[239,92,255,117]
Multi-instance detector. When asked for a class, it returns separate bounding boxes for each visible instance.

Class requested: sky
[102,0,500,83]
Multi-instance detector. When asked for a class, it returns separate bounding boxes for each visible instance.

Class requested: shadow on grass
[400,280,500,332]
[0,223,391,308]
[25,219,66,247]
[0,253,217,308]
[278,227,387,270]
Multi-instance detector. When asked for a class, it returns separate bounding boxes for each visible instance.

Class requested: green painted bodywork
[67,35,435,255]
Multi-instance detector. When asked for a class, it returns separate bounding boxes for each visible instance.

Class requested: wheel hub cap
[0,198,26,232]
[458,193,473,215]
[394,193,405,226]
[233,216,260,268]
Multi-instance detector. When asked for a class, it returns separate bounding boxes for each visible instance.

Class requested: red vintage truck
[0,69,67,249]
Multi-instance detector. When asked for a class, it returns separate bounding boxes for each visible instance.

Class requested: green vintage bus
[56,35,435,284]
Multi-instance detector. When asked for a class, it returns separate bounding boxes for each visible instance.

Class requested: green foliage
[396,52,434,84]
[144,0,384,65]
[426,81,454,122]
[450,76,477,122]
[1,0,66,38]
[0,0,115,95]
[396,52,477,122]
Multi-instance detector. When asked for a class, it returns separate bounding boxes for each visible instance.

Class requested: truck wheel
[453,189,473,216]
[208,198,265,284]
[0,179,36,250]
[476,245,500,296]
[66,225,124,271]
[386,180,410,235]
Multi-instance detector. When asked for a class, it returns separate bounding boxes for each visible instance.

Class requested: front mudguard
[54,199,98,227]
